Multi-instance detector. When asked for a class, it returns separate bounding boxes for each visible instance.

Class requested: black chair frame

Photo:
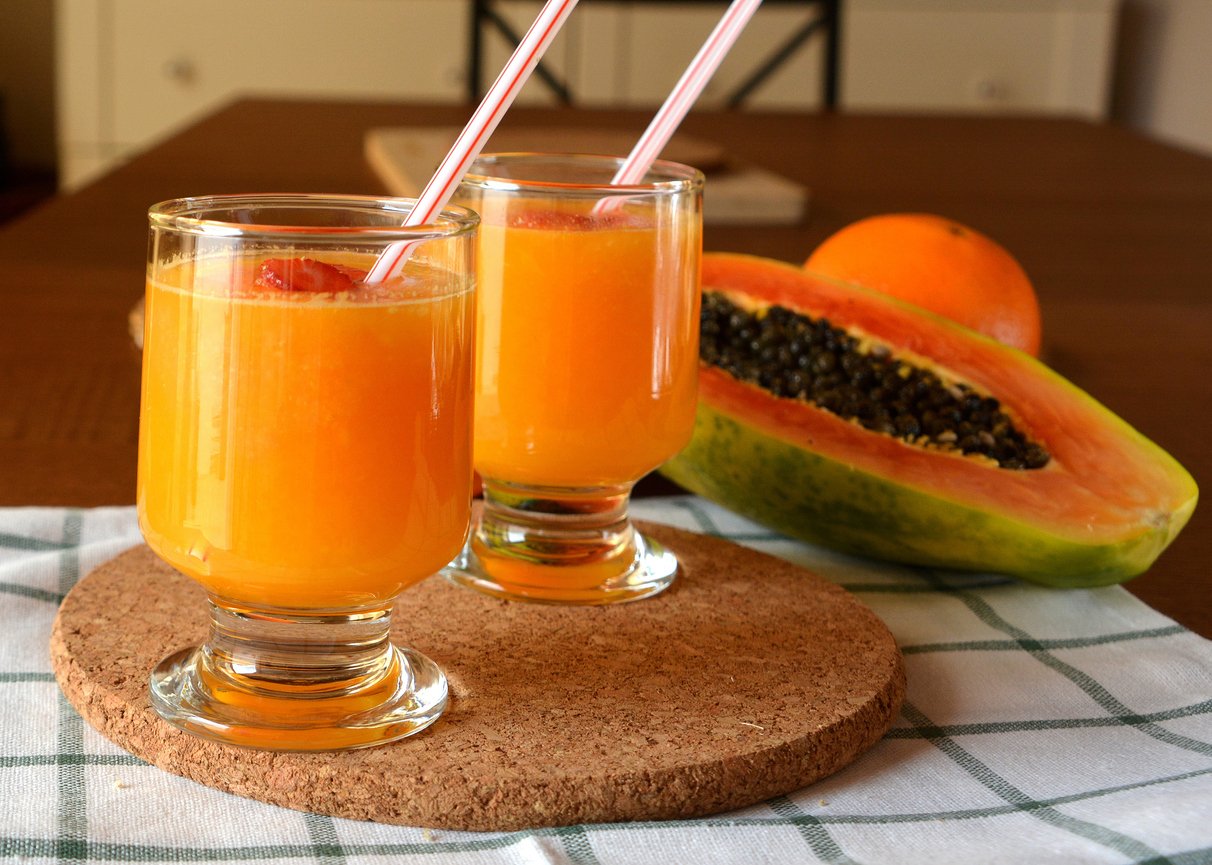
[467,0,840,109]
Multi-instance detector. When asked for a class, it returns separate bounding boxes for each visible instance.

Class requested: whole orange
[804,213,1042,356]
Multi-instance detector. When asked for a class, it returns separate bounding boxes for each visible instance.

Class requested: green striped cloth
[3,501,1211,865]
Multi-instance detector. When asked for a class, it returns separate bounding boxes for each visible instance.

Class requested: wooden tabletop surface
[1,99,1207,635]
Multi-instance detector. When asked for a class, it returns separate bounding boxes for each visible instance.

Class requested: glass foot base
[444,529,678,605]
[443,479,679,605]
[149,643,448,752]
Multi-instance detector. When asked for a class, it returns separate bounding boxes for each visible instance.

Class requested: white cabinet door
[109,0,466,145]
[57,0,468,189]
[842,0,1118,117]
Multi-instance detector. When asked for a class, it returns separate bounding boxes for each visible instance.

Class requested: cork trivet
[51,522,904,831]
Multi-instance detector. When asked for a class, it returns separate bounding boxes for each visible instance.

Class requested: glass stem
[202,599,398,695]
[476,479,637,567]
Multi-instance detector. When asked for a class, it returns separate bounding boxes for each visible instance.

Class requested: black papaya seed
[700,292,1050,470]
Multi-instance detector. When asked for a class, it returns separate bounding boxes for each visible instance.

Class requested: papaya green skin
[661,403,1194,587]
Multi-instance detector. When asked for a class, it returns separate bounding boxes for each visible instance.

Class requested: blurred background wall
[1112,0,1212,156]
[0,0,1209,195]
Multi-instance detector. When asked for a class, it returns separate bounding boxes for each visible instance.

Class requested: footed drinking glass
[138,194,476,750]
[443,154,703,604]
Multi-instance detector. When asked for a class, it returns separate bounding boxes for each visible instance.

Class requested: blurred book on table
[365,126,808,226]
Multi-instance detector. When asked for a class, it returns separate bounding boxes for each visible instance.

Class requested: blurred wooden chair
[467,0,841,109]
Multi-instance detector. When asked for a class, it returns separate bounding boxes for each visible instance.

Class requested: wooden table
[1,99,1207,635]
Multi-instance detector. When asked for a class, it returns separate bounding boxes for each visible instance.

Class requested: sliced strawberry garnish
[255,258,366,293]
[330,263,369,283]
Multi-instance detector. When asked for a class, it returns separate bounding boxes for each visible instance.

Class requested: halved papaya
[660,253,1197,587]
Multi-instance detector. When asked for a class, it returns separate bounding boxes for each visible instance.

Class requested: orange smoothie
[137,253,474,610]
[472,203,701,488]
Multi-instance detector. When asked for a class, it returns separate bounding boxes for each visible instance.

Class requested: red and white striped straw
[610,0,763,188]
[367,0,581,283]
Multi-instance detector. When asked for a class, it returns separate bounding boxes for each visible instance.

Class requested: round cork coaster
[51,522,904,831]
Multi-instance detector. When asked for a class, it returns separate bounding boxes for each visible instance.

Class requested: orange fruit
[804,213,1042,356]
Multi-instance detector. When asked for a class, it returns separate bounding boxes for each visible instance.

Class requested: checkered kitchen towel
[2,500,1210,865]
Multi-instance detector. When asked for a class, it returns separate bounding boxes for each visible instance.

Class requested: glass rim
[147,193,479,241]
[462,152,705,196]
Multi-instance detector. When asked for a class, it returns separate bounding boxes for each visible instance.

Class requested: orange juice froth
[137,253,474,610]
[473,203,701,487]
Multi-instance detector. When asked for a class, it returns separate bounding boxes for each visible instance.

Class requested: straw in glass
[366,0,581,283]
[594,0,763,215]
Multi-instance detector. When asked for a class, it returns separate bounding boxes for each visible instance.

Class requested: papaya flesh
[660,253,1198,587]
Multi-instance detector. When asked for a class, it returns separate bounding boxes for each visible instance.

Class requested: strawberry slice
[255,258,367,293]
[330,263,370,283]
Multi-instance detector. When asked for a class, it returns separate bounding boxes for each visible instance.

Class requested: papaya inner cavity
[699,291,1050,470]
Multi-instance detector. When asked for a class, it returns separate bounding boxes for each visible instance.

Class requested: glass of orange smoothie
[138,194,476,750]
[444,154,703,604]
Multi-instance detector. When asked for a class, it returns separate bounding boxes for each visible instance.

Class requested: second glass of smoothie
[444,153,704,604]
